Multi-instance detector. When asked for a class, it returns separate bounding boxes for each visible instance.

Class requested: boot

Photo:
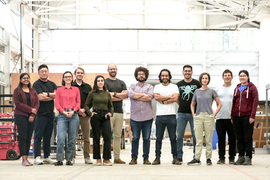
[243,156,252,165]
[143,158,151,165]
[152,156,160,165]
[129,157,137,165]
[172,158,182,165]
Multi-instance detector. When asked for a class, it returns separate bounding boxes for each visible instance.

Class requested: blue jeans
[176,112,196,159]
[56,112,79,161]
[34,115,54,158]
[155,115,177,158]
[130,119,153,159]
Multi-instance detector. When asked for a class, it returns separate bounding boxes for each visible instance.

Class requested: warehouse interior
[0,0,270,179]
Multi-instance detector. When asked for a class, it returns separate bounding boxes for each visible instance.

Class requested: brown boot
[143,158,151,165]
[172,158,182,165]
[114,158,126,164]
[103,159,113,166]
[152,156,160,165]
[129,157,137,165]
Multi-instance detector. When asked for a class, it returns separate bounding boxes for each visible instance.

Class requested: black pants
[34,115,54,158]
[90,112,111,159]
[216,119,236,160]
[15,115,36,156]
[233,116,254,158]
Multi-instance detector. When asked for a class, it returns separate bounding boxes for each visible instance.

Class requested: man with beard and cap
[105,63,128,164]
[152,69,181,165]
[127,67,154,165]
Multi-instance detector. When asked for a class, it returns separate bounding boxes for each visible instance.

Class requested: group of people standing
[13,63,258,167]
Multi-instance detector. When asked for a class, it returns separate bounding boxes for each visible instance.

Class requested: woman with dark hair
[187,72,222,166]
[55,71,80,166]
[13,73,39,166]
[84,75,114,166]
[232,70,258,165]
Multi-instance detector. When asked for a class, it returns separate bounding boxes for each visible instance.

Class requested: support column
[259,18,270,100]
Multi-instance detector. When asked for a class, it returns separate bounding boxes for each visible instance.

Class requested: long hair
[158,69,172,83]
[92,75,107,93]
[239,70,250,83]
[17,73,31,102]
[62,71,74,86]
[199,72,211,85]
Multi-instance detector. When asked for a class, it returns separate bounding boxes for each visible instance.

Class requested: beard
[109,72,116,77]
[161,78,169,83]
[136,77,146,82]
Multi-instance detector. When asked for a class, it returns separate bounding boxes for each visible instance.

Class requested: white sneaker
[34,156,43,165]
[72,158,75,164]
[85,157,93,164]
[43,156,55,164]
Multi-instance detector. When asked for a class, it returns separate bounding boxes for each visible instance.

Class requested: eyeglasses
[64,76,72,79]
[22,77,29,80]
[109,68,117,71]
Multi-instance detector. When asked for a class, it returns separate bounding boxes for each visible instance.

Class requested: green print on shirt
[179,85,197,101]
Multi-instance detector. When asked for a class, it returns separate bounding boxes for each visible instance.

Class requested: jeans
[91,112,112,159]
[194,112,215,159]
[34,115,54,158]
[155,115,177,158]
[176,112,196,159]
[110,113,124,160]
[130,119,153,159]
[56,112,79,161]
[216,119,236,160]
[233,115,254,159]
[15,115,36,156]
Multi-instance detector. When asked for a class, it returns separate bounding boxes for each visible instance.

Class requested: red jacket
[13,88,40,118]
[231,82,258,119]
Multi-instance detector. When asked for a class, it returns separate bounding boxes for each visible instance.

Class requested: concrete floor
[0,139,270,180]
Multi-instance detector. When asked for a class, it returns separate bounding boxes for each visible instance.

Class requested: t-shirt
[215,85,234,120]
[33,79,57,117]
[176,79,201,113]
[105,78,127,113]
[154,83,179,116]
[240,84,248,92]
[192,88,218,115]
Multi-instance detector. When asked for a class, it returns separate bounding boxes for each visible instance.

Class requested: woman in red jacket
[13,73,39,166]
[231,70,258,165]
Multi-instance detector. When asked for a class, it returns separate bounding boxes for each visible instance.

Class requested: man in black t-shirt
[72,67,92,164]
[33,64,57,165]
[105,63,128,164]
[176,65,201,164]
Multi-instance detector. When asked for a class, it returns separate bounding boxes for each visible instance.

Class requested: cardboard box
[183,131,192,141]
[124,119,130,125]
[90,138,103,154]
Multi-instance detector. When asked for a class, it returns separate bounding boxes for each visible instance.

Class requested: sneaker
[243,157,252,165]
[66,161,73,166]
[229,159,235,164]
[85,157,93,164]
[26,160,33,166]
[143,158,151,165]
[187,158,201,166]
[235,156,245,165]
[22,160,31,166]
[43,156,55,164]
[172,158,182,165]
[206,159,212,165]
[152,156,160,165]
[96,159,102,166]
[54,161,63,166]
[72,158,75,164]
[103,159,113,166]
[34,156,43,165]
[129,157,137,165]
[217,159,225,164]
[114,158,126,164]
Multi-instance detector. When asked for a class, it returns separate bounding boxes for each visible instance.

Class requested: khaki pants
[73,116,91,159]
[194,112,215,159]
[110,113,124,160]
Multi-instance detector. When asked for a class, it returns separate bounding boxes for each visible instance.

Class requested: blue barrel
[212,124,218,150]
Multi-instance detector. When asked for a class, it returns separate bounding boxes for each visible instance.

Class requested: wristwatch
[47,92,50,97]
[113,92,117,97]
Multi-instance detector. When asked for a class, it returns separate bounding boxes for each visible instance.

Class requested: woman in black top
[13,73,39,166]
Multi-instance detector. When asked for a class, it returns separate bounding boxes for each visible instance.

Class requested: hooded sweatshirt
[231,82,258,119]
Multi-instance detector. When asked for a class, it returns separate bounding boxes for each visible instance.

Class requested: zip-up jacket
[231,82,258,119]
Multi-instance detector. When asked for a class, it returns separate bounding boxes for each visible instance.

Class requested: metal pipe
[20,3,23,73]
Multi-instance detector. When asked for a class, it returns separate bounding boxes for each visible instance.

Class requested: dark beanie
[239,70,250,83]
